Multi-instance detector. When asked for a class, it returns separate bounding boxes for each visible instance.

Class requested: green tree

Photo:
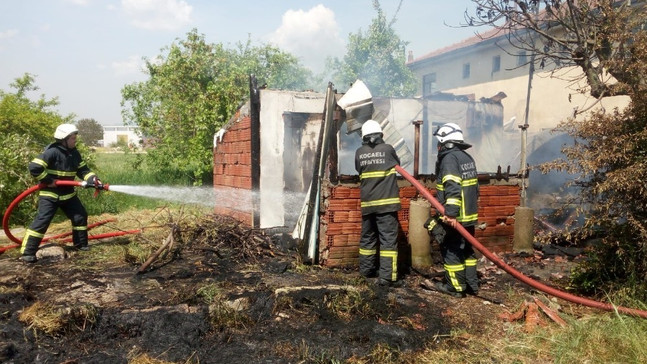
[76,118,103,147]
[465,1,647,300]
[1,73,71,145]
[328,0,416,97]
[0,74,72,225]
[121,29,314,185]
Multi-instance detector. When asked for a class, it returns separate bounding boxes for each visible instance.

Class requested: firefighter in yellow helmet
[20,124,101,263]
[428,122,480,297]
[354,119,402,287]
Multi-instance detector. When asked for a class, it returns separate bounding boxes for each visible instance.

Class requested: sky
[0,0,480,126]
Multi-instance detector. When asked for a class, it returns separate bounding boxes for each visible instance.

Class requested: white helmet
[54,124,78,139]
[434,123,464,144]
[361,119,382,138]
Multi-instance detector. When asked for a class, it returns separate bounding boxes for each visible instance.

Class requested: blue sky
[0,0,479,125]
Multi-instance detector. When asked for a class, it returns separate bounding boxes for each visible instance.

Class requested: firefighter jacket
[28,142,97,201]
[355,136,401,215]
[435,145,479,226]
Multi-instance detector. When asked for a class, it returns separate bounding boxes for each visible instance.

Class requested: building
[102,125,141,148]
[212,78,523,266]
[407,27,630,133]
[406,25,632,210]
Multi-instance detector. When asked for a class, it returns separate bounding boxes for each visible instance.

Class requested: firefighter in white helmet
[20,124,102,263]
[354,119,402,287]
[426,122,480,297]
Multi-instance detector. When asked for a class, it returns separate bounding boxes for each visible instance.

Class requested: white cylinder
[408,198,432,268]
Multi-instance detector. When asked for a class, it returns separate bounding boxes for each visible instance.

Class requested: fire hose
[1,180,141,254]
[395,165,647,318]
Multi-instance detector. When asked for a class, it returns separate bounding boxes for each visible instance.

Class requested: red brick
[325,257,359,267]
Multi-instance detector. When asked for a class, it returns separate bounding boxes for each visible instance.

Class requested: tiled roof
[408,26,508,65]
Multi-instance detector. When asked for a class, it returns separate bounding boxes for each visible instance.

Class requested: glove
[424,215,447,244]
[87,175,102,186]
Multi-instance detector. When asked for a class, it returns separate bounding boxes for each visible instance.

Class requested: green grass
[82,152,194,214]
[393,310,647,363]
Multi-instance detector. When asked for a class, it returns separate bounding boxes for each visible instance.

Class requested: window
[462,63,470,79]
[517,51,527,66]
[492,55,501,73]
[423,72,437,96]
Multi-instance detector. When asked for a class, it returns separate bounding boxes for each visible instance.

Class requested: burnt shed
[213,77,522,266]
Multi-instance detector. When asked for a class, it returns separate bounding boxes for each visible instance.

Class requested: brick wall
[320,182,521,267]
[213,115,254,225]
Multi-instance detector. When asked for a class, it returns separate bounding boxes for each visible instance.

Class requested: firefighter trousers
[440,225,478,294]
[21,195,88,256]
[359,212,399,282]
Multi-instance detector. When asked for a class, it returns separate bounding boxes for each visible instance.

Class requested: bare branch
[464,0,646,99]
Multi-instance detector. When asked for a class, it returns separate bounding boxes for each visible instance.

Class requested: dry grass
[273,339,342,364]
[324,289,376,321]
[72,206,208,270]
[127,348,199,364]
[383,310,647,364]
[202,284,253,331]
[128,353,178,364]
[0,285,24,294]
[18,301,97,336]
[347,343,400,364]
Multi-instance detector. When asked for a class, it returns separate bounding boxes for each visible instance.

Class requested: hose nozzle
[81,180,109,197]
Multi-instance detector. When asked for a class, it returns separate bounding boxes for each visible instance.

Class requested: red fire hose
[1,180,141,254]
[395,165,647,318]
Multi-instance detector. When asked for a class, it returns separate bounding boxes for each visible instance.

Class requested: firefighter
[429,122,479,297]
[20,124,101,263]
[354,119,402,287]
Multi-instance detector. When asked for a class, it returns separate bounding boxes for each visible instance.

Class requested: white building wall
[408,34,631,170]
[258,90,326,228]
[102,126,141,147]
[409,34,631,130]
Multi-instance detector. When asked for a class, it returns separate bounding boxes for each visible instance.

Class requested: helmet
[54,124,78,139]
[434,123,463,144]
[361,119,382,138]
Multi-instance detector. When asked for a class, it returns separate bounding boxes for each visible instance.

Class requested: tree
[0,74,73,224]
[76,118,103,147]
[328,0,416,97]
[1,73,71,145]
[464,0,646,101]
[465,1,647,300]
[121,29,314,185]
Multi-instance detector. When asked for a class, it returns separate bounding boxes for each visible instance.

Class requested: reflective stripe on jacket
[29,142,96,197]
[355,137,401,215]
[435,146,479,226]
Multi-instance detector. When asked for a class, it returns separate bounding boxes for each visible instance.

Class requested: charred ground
[0,213,586,363]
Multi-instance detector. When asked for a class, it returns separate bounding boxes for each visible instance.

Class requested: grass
[325,289,375,321]
[83,152,190,215]
[9,152,647,363]
[18,301,98,336]
[390,311,647,363]
[127,349,199,364]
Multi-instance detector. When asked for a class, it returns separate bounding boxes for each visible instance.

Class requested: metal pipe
[413,120,422,178]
